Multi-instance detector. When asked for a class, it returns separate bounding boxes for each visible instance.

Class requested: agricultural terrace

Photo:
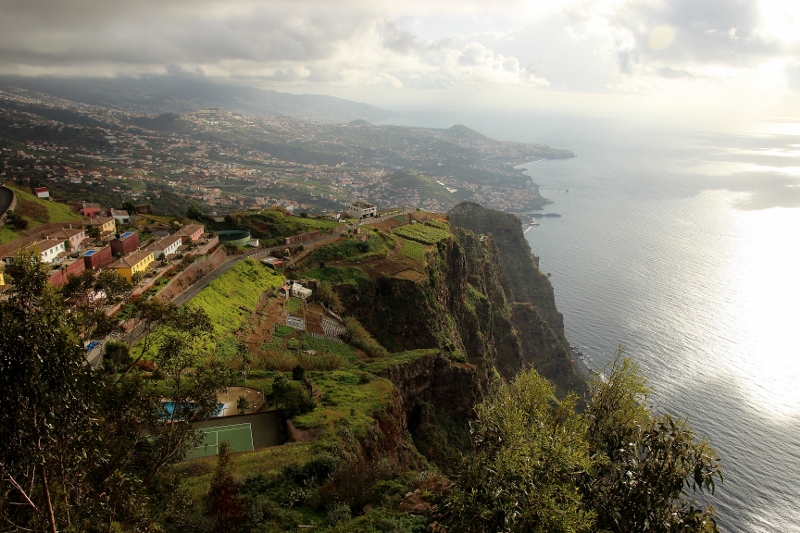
[304,230,393,265]
[392,221,451,245]
[399,238,426,262]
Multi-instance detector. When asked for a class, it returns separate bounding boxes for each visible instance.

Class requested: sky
[1,0,800,131]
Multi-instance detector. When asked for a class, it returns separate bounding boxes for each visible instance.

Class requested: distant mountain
[444,124,491,142]
[0,75,397,123]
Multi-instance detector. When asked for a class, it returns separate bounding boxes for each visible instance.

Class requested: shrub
[343,317,389,358]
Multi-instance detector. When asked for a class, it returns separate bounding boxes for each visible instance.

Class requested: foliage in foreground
[0,249,228,533]
[440,357,722,532]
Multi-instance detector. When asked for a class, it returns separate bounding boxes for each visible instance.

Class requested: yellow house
[0,268,5,286]
[84,216,116,234]
[108,250,154,282]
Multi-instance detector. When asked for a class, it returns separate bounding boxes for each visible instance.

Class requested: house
[174,224,204,244]
[278,283,291,298]
[1,238,68,266]
[348,200,377,219]
[262,256,284,269]
[109,208,132,224]
[81,202,102,217]
[45,227,86,252]
[33,187,50,200]
[0,267,5,286]
[83,246,113,270]
[290,282,312,300]
[110,231,140,255]
[32,239,67,263]
[145,234,183,260]
[84,216,116,234]
[107,250,154,282]
[49,257,86,287]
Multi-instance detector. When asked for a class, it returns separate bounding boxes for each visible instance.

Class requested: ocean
[382,110,800,532]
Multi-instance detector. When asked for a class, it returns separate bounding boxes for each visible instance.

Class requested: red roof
[34,187,49,193]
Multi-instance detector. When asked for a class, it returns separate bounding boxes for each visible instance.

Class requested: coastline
[514,158,546,169]
[570,346,598,381]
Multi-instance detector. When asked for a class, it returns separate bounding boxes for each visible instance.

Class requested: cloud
[0,0,798,108]
[610,0,786,73]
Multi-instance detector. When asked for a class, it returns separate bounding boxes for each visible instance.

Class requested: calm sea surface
[384,110,800,532]
[520,124,800,533]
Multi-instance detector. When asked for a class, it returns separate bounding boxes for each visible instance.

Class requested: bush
[271,374,314,417]
[103,340,131,372]
[343,317,389,358]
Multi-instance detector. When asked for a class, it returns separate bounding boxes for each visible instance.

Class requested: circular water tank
[217,229,251,247]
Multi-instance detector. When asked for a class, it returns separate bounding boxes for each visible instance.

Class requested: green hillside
[0,183,84,243]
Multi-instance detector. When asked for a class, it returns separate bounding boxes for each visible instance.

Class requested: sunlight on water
[739,164,800,176]
[518,126,800,531]
[721,205,800,420]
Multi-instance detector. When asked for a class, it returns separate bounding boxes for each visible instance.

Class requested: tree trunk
[39,463,58,533]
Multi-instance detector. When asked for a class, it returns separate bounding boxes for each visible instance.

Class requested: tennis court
[186,422,254,459]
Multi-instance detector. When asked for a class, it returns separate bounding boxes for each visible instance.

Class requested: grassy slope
[186,258,285,358]
[0,184,84,243]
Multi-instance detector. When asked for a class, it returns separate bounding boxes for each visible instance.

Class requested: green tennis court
[187,423,254,459]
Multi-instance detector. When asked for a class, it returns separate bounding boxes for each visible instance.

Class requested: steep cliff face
[447,202,585,396]
[328,205,585,467]
[448,202,566,339]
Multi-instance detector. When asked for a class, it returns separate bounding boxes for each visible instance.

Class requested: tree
[60,268,130,344]
[86,224,101,240]
[0,249,229,531]
[236,395,250,415]
[187,204,204,221]
[119,297,212,377]
[441,356,723,533]
[441,369,595,533]
[206,441,246,532]
[122,200,136,214]
[0,249,99,532]
[271,375,314,418]
[581,354,722,532]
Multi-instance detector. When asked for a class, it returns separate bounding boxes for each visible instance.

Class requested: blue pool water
[161,402,225,419]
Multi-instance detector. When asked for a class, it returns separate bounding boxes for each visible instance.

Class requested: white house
[145,234,183,259]
[109,208,132,224]
[348,200,377,219]
[290,282,312,300]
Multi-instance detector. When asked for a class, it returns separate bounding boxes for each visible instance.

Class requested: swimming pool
[161,402,228,419]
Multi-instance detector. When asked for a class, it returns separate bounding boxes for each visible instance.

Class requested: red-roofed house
[46,227,86,251]
[34,187,50,199]
[81,202,102,217]
[175,224,204,244]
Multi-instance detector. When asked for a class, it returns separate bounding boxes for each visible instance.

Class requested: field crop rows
[393,223,451,245]
[399,238,426,262]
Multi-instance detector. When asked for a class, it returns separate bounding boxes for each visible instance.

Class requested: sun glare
[648,25,675,51]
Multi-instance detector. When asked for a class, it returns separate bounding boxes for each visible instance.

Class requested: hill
[0,184,84,244]
[0,75,398,123]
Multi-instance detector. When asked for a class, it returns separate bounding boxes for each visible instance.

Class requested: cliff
[329,203,585,468]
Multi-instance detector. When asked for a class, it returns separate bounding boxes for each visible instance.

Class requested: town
[0,85,574,221]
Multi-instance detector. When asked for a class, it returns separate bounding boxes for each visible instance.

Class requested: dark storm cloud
[0,0,377,73]
[615,0,783,68]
